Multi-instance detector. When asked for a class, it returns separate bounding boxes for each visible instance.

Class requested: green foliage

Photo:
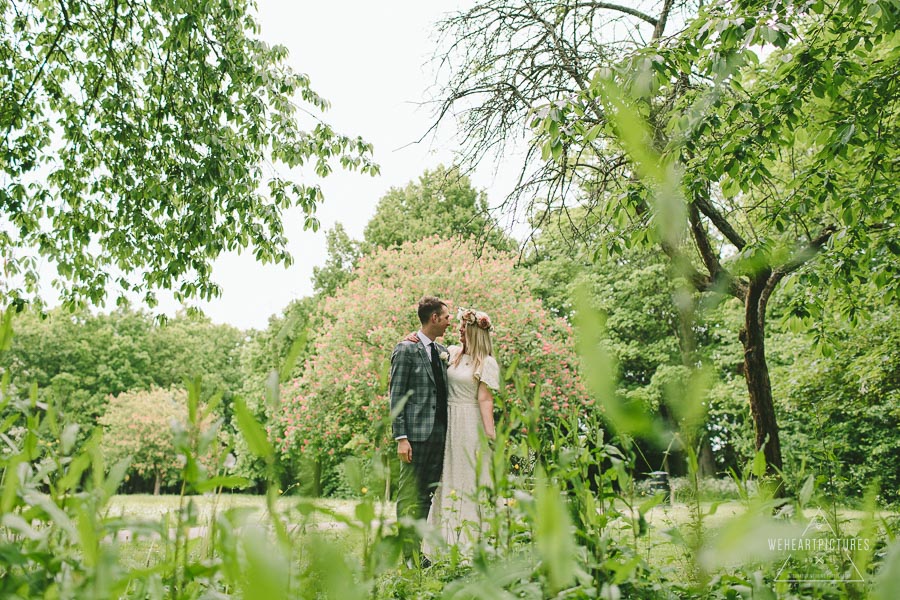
[0,307,243,442]
[234,297,319,487]
[525,211,750,473]
[0,322,254,597]
[438,0,899,478]
[312,223,363,297]
[1,304,898,598]
[1,0,377,309]
[363,165,514,253]
[239,297,318,396]
[306,165,515,307]
[774,307,900,504]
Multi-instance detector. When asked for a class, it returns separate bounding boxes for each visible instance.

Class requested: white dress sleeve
[476,355,501,391]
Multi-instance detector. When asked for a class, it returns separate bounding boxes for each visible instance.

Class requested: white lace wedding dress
[426,345,500,553]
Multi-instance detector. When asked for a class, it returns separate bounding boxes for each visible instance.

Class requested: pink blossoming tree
[275,237,592,488]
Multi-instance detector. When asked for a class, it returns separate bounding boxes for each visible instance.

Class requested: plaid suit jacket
[390,340,449,442]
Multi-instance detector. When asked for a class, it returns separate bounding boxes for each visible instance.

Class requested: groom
[390,296,451,566]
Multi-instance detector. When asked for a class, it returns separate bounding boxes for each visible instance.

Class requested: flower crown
[457,307,493,332]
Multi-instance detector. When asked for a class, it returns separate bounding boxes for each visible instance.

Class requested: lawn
[108,493,371,523]
[108,494,891,578]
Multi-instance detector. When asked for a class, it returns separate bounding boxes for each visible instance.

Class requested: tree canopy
[1,0,377,310]
[0,307,243,437]
[363,165,513,252]
[309,165,514,302]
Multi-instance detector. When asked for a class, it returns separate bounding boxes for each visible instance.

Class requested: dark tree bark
[740,272,784,475]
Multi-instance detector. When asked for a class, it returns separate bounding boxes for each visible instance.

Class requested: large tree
[1,0,377,309]
[98,387,221,494]
[433,0,898,479]
[311,223,362,298]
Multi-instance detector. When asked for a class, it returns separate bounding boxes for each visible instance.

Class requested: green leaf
[234,396,272,459]
[534,471,578,593]
[0,308,13,351]
[574,286,659,439]
[76,503,98,567]
[185,376,201,426]
[202,390,224,421]
[22,491,77,537]
[60,423,79,456]
[103,457,131,500]
[1,455,23,514]
[798,475,814,507]
[585,123,603,142]
[194,475,251,493]
[874,541,900,600]
[354,499,375,525]
[751,448,767,478]
[503,355,520,381]
[239,527,290,598]
[638,493,664,514]
[279,328,307,382]
[58,453,91,495]
[265,369,280,409]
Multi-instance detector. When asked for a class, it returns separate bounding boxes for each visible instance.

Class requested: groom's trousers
[397,422,446,560]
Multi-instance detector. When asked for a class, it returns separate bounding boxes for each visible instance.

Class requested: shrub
[99,387,220,494]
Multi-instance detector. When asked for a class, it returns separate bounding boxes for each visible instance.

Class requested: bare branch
[577,1,658,27]
[693,194,748,250]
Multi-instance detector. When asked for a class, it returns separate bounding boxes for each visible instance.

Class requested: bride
[410,307,500,553]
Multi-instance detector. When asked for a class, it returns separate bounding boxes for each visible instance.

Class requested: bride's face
[458,322,467,342]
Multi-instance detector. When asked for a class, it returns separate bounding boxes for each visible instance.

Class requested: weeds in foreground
[2,303,899,598]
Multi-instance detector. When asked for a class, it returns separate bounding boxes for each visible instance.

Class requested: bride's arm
[477,382,496,440]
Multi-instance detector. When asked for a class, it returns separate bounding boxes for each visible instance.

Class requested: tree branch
[688,200,746,299]
[578,1,658,27]
[658,238,714,292]
[652,0,675,39]
[760,224,838,309]
[689,200,721,276]
[3,3,70,145]
[693,194,747,250]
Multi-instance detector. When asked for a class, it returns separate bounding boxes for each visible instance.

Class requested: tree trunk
[698,439,717,477]
[153,472,161,496]
[740,274,784,485]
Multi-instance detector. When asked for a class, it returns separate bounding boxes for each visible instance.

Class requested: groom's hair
[417,296,447,324]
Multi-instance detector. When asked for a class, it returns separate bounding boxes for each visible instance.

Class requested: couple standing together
[390,296,500,566]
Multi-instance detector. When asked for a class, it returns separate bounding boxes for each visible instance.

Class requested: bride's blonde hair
[453,308,493,379]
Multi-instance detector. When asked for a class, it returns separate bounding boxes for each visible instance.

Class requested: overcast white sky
[178,0,519,330]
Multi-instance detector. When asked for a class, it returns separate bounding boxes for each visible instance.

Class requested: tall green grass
[2,291,899,599]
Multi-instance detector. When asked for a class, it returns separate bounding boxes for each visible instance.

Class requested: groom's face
[433,305,451,337]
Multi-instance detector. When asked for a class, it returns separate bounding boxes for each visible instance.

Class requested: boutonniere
[439,351,449,364]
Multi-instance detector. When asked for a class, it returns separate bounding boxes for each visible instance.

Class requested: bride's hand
[402,332,420,343]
